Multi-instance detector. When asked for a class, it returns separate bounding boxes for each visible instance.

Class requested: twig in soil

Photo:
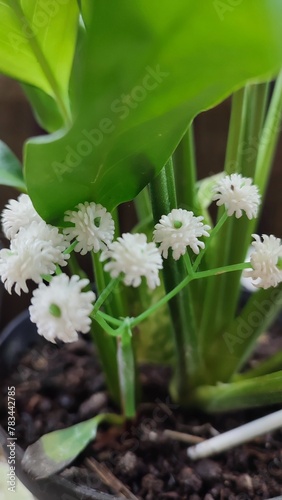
[187,408,282,460]
[85,457,139,500]
[163,429,204,444]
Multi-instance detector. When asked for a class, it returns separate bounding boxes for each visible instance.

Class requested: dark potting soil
[0,326,282,499]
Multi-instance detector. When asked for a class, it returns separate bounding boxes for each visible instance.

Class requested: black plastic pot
[0,310,121,500]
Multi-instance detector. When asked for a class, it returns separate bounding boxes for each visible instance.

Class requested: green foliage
[0,141,25,190]
[24,0,282,224]
[0,0,79,126]
[1,0,282,427]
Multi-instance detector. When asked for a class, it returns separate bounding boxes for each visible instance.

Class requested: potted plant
[1,1,282,498]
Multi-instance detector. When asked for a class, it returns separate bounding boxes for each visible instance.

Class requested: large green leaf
[25,0,282,223]
[0,0,79,124]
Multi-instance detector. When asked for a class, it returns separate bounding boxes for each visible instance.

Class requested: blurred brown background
[0,74,281,329]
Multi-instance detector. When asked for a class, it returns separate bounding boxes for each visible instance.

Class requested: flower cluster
[213,173,261,219]
[29,274,95,343]
[0,195,95,343]
[101,233,163,289]
[0,196,69,295]
[64,202,115,255]
[0,172,278,345]
[243,234,282,289]
[153,208,211,260]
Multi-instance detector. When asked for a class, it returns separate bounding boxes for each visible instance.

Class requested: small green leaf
[21,413,124,479]
[0,140,25,190]
[193,370,282,412]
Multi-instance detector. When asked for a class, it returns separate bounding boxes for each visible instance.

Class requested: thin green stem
[90,252,120,402]
[64,241,78,254]
[117,322,136,418]
[129,261,250,330]
[97,311,123,327]
[193,213,228,272]
[93,311,117,337]
[92,277,121,315]
[195,262,250,280]
[183,253,193,275]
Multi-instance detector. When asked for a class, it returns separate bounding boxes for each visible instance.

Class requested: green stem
[224,88,246,175]
[183,253,193,276]
[130,262,250,329]
[198,83,270,374]
[173,124,198,211]
[195,262,250,279]
[90,252,120,402]
[92,277,121,315]
[150,158,198,399]
[97,311,123,327]
[192,213,228,272]
[92,311,117,337]
[255,71,282,192]
[117,322,136,418]
[89,321,120,403]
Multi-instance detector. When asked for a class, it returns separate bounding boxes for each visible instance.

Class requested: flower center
[49,303,62,318]
[94,217,101,228]
[174,220,183,229]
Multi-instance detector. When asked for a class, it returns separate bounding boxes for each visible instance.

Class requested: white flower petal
[1,194,42,239]
[153,208,210,260]
[0,221,69,295]
[243,234,282,289]
[212,173,261,219]
[100,233,163,289]
[29,274,95,343]
[64,202,115,255]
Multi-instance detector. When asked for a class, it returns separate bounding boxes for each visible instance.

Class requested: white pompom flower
[64,202,115,255]
[153,208,211,260]
[100,233,163,289]
[212,173,261,219]
[1,193,42,240]
[0,221,69,295]
[29,274,95,343]
[243,234,282,289]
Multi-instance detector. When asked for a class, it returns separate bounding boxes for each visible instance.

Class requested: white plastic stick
[187,408,282,460]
